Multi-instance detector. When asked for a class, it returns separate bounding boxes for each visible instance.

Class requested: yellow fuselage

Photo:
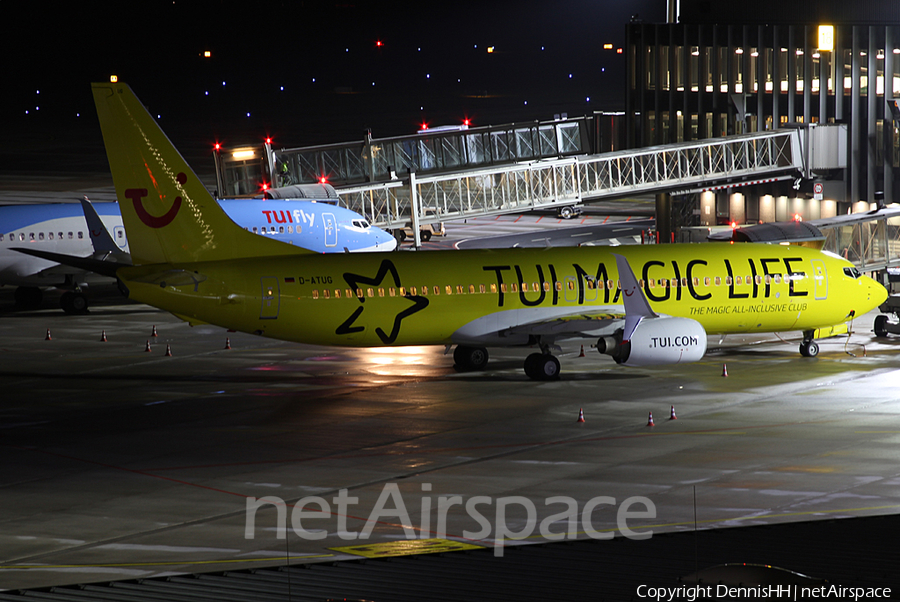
[120,243,886,348]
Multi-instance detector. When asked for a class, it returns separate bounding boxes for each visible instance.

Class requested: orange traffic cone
[144,340,152,352]
[100,330,107,342]
[647,411,655,427]
[578,345,585,357]
[669,405,677,420]
[151,325,158,337]
[577,408,585,423]
[721,363,728,377]
[165,344,172,357]
[224,337,232,350]
[44,329,52,341]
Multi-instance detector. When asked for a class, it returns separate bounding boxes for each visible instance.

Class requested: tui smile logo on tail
[125,172,186,228]
[335,259,429,344]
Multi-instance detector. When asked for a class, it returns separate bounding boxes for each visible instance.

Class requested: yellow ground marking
[330,538,483,558]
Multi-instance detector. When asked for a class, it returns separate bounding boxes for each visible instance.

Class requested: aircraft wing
[502,308,626,339]
[11,247,129,278]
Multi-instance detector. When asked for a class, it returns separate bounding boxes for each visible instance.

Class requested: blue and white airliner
[0,198,396,313]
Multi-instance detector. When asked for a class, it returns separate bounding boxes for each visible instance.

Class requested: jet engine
[597,317,707,366]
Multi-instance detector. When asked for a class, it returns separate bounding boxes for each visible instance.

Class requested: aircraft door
[113,226,128,249]
[324,213,337,247]
[260,276,280,319]
[811,259,828,300]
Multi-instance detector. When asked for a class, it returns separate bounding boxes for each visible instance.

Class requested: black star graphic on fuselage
[335,259,429,345]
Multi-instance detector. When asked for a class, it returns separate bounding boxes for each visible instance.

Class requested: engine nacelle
[598,317,707,366]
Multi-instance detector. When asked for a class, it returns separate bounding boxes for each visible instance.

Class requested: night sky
[1,1,665,167]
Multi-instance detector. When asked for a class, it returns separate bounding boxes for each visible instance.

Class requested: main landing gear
[799,330,819,357]
[524,352,560,381]
[453,345,489,371]
[452,344,561,380]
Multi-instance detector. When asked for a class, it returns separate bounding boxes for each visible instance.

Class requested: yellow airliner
[92,83,887,380]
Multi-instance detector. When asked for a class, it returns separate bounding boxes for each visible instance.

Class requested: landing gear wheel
[61,292,89,315]
[453,345,489,370]
[799,340,819,357]
[874,314,889,338]
[524,353,560,381]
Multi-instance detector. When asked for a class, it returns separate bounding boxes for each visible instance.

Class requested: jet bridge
[338,127,840,246]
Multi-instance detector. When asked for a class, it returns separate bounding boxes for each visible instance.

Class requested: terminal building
[625,1,900,226]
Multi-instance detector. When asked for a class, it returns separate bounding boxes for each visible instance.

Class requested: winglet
[613,253,658,342]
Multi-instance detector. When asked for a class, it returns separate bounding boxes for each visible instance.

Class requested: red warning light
[319,176,328,184]
[420,122,428,130]
[214,142,221,151]
[376,40,384,48]
[265,137,272,144]
[730,221,737,229]
[261,182,269,191]
[463,118,471,126]
[793,213,803,222]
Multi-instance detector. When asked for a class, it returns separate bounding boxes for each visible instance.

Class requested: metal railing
[338,129,804,244]
[272,118,590,187]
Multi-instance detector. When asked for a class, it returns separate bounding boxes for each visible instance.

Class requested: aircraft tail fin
[91,82,313,265]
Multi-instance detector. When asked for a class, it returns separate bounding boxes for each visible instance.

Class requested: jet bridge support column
[656,192,672,243]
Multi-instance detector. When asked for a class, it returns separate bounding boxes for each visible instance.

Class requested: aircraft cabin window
[323,289,330,299]
[313,290,319,299]
[0,234,4,241]
[279,226,285,234]
[367,288,374,297]
[29,233,35,240]
[469,284,476,294]
[356,289,364,298]
[409,287,417,296]
[479,284,485,294]
[714,276,721,286]
[378,288,385,297]
[433,286,440,295]
[345,289,352,298]
[490,284,498,293]
[252,227,258,233]
[39,233,44,240]
[500,284,507,293]
[335,289,341,298]
[445,285,452,295]
[704,277,710,286]
[774,274,781,284]
[648,279,655,289]
[421,286,428,296]
[755,275,763,285]
[543,282,551,292]
[389,288,397,297]
[765,275,771,285]
[726,276,733,286]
